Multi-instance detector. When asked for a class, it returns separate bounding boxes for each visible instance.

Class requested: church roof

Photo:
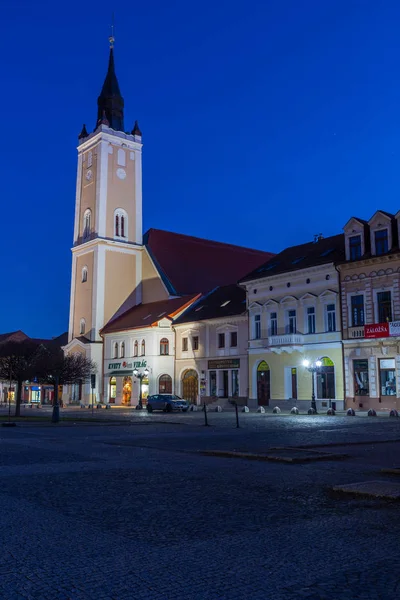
[144,229,274,295]
[97,46,124,132]
[101,296,199,334]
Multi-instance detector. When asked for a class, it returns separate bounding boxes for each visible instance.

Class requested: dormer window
[375,229,388,256]
[349,235,362,260]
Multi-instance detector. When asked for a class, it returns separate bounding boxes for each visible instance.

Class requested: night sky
[2,0,400,337]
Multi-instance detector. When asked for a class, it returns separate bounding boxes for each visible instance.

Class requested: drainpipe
[335,263,346,410]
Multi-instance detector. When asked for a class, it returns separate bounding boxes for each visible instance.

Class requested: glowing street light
[133,367,149,410]
[302,359,322,413]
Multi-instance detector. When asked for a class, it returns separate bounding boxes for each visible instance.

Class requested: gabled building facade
[338,210,400,411]
[241,235,345,411]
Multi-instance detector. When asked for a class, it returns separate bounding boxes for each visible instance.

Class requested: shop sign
[365,323,389,338]
[107,360,147,372]
[380,358,396,370]
[208,358,240,370]
[389,321,400,337]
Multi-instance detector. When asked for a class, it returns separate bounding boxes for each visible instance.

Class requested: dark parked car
[146,394,189,413]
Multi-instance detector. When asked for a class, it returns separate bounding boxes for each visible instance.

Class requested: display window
[353,360,369,396]
[379,359,396,396]
[109,377,117,403]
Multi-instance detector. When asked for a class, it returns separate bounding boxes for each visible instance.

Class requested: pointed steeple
[97,35,124,132]
[78,124,89,140]
[131,120,142,137]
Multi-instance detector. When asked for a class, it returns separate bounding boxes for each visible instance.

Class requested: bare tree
[36,346,96,422]
[0,340,43,417]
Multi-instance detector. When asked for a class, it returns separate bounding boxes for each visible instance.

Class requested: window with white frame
[160,338,169,355]
[306,306,316,334]
[269,312,277,336]
[81,266,88,283]
[254,314,261,339]
[141,340,145,356]
[287,309,297,334]
[218,333,225,348]
[113,342,118,358]
[83,209,91,239]
[114,209,128,239]
[326,304,336,332]
[134,340,138,356]
[79,318,85,335]
[377,291,392,323]
[351,295,364,327]
[120,342,125,358]
[375,229,389,256]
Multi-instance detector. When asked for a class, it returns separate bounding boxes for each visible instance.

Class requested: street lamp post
[302,359,322,413]
[133,368,149,409]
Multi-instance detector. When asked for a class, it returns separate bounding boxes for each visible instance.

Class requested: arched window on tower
[114,209,128,240]
[87,151,93,168]
[79,319,86,335]
[81,266,88,283]
[113,342,118,359]
[160,338,169,355]
[83,209,91,239]
[117,148,126,166]
[134,341,138,357]
[141,340,145,356]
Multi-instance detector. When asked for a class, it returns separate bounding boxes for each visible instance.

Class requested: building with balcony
[240,234,345,411]
[338,210,400,411]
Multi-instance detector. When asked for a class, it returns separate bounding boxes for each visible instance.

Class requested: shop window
[193,336,199,350]
[230,331,237,347]
[134,341,138,356]
[83,209,91,239]
[182,337,188,352]
[141,340,145,356]
[82,266,88,283]
[209,371,217,396]
[160,338,169,355]
[375,229,388,256]
[307,307,316,334]
[351,295,364,326]
[254,314,261,339]
[326,304,336,332]
[159,374,172,394]
[122,376,132,405]
[109,377,117,403]
[120,342,125,358]
[353,360,369,396]
[79,318,85,335]
[218,333,225,348]
[269,312,277,336]
[113,342,118,358]
[379,358,396,396]
[377,291,392,323]
[231,370,239,397]
[349,235,362,260]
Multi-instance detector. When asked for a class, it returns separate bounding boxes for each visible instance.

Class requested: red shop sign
[364,323,389,338]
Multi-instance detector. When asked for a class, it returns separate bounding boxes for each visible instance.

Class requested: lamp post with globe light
[302,359,322,413]
[133,367,149,410]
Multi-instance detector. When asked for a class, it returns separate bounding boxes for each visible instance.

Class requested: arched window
[79,318,85,335]
[134,340,138,356]
[113,342,118,359]
[87,151,93,168]
[81,266,88,283]
[114,209,128,239]
[120,342,125,358]
[83,209,91,239]
[141,340,145,356]
[160,338,169,355]
[159,374,172,394]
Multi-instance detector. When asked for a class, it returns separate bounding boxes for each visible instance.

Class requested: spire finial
[109,13,115,48]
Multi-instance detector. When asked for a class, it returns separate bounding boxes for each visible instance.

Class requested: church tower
[67,36,143,399]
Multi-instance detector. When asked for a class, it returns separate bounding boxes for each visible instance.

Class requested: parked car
[146,394,189,413]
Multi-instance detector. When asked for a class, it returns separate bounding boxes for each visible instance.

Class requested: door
[222,371,229,397]
[182,370,198,403]
[291,368,297,399]
[257,361,270,406]
[317,358,335,399]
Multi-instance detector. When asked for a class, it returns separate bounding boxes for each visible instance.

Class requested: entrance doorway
[122,376,132,405]
[291,368,297,399]
[317,357,335,399]
[257,361,270,406]
[182,370,198,404]
[222,370,229,397]
[159,374,172,394]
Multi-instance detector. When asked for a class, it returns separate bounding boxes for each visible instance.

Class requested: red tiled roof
[101,295,199,334]
[144,229,274,295]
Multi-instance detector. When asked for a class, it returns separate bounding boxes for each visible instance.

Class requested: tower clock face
[85,169,93,182]
[116,168,126,180]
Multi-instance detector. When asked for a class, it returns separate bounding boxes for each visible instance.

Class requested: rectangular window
[351,295,364,326]
[269,312,277,336]
[230,331,238,347]
[349,235,362,260]
[377,291,392,323]
[209,371,217,396]
[231,370,239,397]
[379,358,396,396]
[218,333,225,348]
[193,336,199,351]
[375,229,388,255]
[307,306,316,334]
[353,360,369,396]
[254,314,261,339]
[182,337,188,352]
[327,304,336,332]
[287,310,297,334]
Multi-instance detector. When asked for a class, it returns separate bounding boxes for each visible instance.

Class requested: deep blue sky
[2,0,400,337]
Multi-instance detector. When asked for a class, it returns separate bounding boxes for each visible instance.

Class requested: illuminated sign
[107,360,147,371]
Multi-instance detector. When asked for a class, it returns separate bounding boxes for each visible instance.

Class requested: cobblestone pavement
[0,418,399,599]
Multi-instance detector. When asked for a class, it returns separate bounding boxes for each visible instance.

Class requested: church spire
[97,31,124,132]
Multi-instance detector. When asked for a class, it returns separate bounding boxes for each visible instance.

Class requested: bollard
[203,402,209,427]
[235,402,240,428]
